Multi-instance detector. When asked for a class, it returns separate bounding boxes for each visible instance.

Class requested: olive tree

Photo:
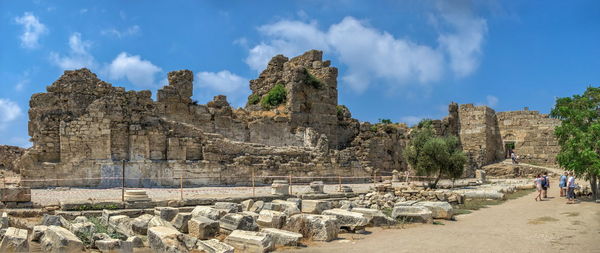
[403,120,467,188]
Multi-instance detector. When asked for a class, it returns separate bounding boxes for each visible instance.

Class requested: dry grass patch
[528,216,559,224]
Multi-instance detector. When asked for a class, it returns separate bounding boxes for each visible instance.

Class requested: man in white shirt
[566,172,576,204]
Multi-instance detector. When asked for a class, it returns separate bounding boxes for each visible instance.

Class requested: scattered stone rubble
[0,179,538,252]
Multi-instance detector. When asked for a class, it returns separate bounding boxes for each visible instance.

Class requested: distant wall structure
[10,50,562,188]
[496,110,560,166]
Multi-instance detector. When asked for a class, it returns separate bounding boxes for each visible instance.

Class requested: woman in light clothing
[566,172,577,204]
[534,174,543,201]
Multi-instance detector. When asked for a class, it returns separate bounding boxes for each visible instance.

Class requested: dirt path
[283,190,600,253]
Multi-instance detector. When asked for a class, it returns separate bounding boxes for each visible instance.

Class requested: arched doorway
[503,133,517,159]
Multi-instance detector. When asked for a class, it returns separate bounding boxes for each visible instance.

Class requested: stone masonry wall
[0,145,25,172]
[458,104,504,175]
[8,50,561,187]
[496,110,560,166]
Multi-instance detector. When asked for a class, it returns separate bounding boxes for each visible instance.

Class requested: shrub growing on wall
[305,68,323,89]
[261,83,287,109]
[247,93,260,105]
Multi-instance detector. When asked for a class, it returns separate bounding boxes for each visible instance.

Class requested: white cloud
[101,25,141,38]
[105,52,162,87]
[244,4,487,93]
[15,79,29,92]
[436,1,488,77]
[195,71,250,107]
[14,12,48,49]
[0,99,22,130]
[486,95,498,107]
[50,33,96,69]
[196,71,248,93]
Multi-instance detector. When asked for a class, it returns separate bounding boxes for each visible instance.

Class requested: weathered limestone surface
[197,239,234,253]
[40,226,84,253]
[0,227,29,252]
[188,216,219,240]
[283,214,338,241]
[224,230,273,253]
[10,50,560,187]
[147,226,187,253]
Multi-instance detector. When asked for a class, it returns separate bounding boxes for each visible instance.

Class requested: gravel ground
[31,183,374,206]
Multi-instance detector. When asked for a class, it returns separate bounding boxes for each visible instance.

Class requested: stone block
[350,207,396,226]
[154,207,179,222]
[391,205,433,223]
[148,216,175,229]
[241,199,254,211]
[196,239,234,253]
[308,181,325,194]
[41,214,71,228]
[256,210,287,229]
[95,238,133,253]
[249,201,265,213]
[271,180,289,195]
[261,228,302,247]
[191,206,226,220]
[126,236,144,248]
[224,230,273,253]
[130,214,153,235]
[271,200,300,216]
[219,213,259,234]
[108,215,134,236]
[322,209,369,231]
[301,199,331,214]
[0,187,31,202]
[32,225,48,242]
[188,216,219,240]
[283,214,338,241]
[171,212,193,233]
[414,201,454,220]
[147,226,187,253]
[41,226,84,253]
[214,202,242,213]
[1,212,8,229]
[0,227,28,252]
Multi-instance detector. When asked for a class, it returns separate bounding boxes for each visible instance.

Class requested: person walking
[511,151,519,164]
[566,172,577,204]
[534,174,543,201]
[542,172,550,198]
[559,172,567,197]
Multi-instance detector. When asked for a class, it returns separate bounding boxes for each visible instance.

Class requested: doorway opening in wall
[504,142,516,158]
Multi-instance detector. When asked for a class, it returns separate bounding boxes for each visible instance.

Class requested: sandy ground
[283,190,600,253]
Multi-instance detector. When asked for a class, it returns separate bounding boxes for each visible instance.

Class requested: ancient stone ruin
[6,50,560,188]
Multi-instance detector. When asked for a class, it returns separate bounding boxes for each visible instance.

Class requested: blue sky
[1,0,599,147]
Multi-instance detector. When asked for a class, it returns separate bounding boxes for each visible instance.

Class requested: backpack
[541,176,547,187]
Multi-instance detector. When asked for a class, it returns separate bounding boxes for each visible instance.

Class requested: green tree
[550,87,600,200]
[403,120,467,188]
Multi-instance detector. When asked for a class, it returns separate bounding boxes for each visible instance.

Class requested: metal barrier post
[121,160,125,202]
[338,176,342,192]
[180,173,183,201]
[251,168,255,197]
[288,174,293,195]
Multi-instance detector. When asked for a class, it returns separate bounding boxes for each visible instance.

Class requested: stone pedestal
[475,170,487,183]
[308,181,324,194]
[391,170,400,182]
[271,180,289,195]
[124,190,151,202]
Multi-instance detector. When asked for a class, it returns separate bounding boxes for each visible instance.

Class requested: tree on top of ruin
[403,119,466,189]
[551,86,600,201]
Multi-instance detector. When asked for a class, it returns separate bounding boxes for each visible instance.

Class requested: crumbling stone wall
[457,104,504,175]
[0,145,25,172]
[10,50,561,187]
[496,110,560,166]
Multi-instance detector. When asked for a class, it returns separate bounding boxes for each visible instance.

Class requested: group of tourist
[534,171,577,204]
